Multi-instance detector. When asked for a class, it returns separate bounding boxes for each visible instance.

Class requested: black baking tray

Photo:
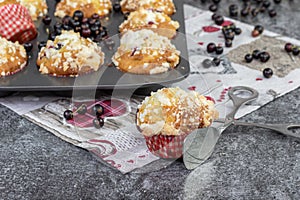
[0,0,189,93]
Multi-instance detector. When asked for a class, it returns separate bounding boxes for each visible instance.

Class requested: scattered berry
[254,25,264,34]
[92,104,104,116]
[252,49,261,59]
[285,43,293,53]
[215,46,224,55]
[93,117,104,129]
[77,104,87,114]
[259,51,271,62]
[212,57,221,66]
[63,110,73,120]
[23,43,33,52]
[263,68,273,78]
[113,2,121,12]
[234,27,242,35]
[42,15,52,25]
[214,15,224,25]
[209,4,218,12]
[268,9,277,17]
[273,0,281,4]
[202,59,212,68]
[225,39,233,47]
[244,53,253,63]
[207,42,216,53]
[292,47,300,56]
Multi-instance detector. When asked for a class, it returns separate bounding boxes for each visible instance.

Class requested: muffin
[0,36,27,76]
[136,87,219,158]
[37,30,105,77]
[55,0,112,18]
[0,0,47,20]
[112,29,180,74]
[120,0,176,15]
[119,8,179,39]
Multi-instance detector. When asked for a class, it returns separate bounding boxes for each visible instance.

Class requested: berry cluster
[40,9,118,50]
[221,23,242,48]
[201,0,280,19]
[202,57,222,68]
[244,49,271,63]
[252,25,264,37]
[63,103,105,129]
[207,42,223,55]
[285,42,300,56]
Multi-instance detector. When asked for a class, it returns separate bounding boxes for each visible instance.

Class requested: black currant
[212,0,221,4]
[202,59,212,68]
[234,27,242,35]
[42,15,52,25]
[92,104,104,116]
[38,41,47,50]
[241,7,250,17]
[91,13,100,20]
[73,10,84,21]
[77,104,87,114]
[104,37,115,50]
[262,0,271,8]
[215,46,224,55]
[254,25,264,34]
[214,15,224,25]
[263,68,273,78]
[23,43,33,52]
[285,43,293,53]
[81,28,91,38]
[259,51,271,62]
[62,15,72,25]
[209,4,218,12]
[212,57,221,66]
[252,49,261,59]
[273,0,281,4]
[113,2,121,12]
[64,110,73,120]
[244,53,253,63]
[225,39,233,47]
[292,47,300,56]
[268,9,277,18]
[93,117,104,129]
[207,42,216,53]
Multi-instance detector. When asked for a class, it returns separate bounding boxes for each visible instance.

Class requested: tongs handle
[233,121,300,140]
[226,86,259,120]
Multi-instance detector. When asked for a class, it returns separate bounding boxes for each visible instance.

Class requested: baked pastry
[55,0,112,18]
[112,29,180,74]
[0,0,47,20]
[0,36,27,76]
[136,87,218,158]
[120,0,176,15]
[119,8,179,39]
[37,30,105,77]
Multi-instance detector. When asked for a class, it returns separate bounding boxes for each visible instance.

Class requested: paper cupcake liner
[144,133,189,159]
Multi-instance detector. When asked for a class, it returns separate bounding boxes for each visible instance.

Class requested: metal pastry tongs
[183,86,300,170]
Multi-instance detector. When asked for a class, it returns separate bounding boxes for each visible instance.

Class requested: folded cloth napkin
[0,4,37,43]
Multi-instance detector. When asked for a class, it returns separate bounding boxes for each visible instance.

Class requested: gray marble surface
[1,0,300,199]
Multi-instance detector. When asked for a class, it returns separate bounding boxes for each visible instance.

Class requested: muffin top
[112,29,180,74]
[136,87,219,137]
[119,8,179,38]
[120,0,176,15]
[37,30,104,76]
[55,0,112,18]
[0,36,27,76]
